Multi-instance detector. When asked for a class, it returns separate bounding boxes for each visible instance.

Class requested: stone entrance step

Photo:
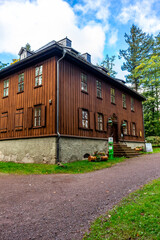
[113,143,142,158]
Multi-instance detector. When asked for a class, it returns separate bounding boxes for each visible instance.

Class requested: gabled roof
[0,39,145,101]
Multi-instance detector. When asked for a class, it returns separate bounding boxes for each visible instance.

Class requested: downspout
[56,49,66,163]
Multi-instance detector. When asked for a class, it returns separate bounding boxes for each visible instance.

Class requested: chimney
[58,37,72,48]
[81,53,91,63]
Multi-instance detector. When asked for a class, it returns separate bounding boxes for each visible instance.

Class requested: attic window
[35,65,43,86]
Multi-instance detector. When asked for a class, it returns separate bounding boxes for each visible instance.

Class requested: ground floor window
[82,110,89,128]
[34,106,41,127]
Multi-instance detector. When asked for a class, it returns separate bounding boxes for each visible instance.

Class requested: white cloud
[74,0,110,31]
[0,0,106,63]
[118,0,160,34]
[108,29,118,45]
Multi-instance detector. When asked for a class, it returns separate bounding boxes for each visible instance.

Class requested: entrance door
[112,122,118,142]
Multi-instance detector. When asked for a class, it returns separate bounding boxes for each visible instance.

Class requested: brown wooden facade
[59,59,145,142]
[0,43,145,143]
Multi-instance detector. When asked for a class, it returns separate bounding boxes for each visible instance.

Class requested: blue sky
[0,0,160,79]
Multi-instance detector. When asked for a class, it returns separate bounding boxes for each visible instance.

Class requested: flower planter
[101,156,108,161]
[88,156,96,162]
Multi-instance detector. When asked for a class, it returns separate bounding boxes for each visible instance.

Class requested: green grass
[0,157,125,175]
[153,147,160,153]
[0,147,159,175]
[83,178,160,240]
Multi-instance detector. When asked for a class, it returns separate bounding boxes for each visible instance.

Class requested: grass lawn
[0,157,126,175]
[0,147,159,175]
[83,178,160,240]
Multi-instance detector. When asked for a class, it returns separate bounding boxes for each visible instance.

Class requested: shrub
[146,136,160,146]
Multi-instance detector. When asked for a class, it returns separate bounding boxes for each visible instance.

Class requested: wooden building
[0,38,145,163]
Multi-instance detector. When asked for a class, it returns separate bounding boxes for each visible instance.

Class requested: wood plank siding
[0,57,56,139]
[0,54,144,142]
[59,59,145,142]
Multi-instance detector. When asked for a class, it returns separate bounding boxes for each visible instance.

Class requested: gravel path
[0,153,160,240]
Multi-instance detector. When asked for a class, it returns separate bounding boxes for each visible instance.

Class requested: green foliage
[84,179,160,240]
[0,61,8,70]
[119,24,154,91]
[100,54,117,77]
[134,54,160,136]
[146,136,160,146]
[0,157,125,175]
[25,43,31,51]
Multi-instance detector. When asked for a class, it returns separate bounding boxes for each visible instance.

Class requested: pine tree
[100,54,117,77]
[119,24,154,91]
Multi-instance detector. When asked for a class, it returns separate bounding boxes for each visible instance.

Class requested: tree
[119,24,154,91]
[25,43,31,51]
[134,54,160,136]
[0,61,8,70]
[100,54,117,77]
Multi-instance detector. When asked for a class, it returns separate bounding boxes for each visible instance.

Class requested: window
[96,80,102,98]
[123,120,128,135]
[18,73,24,92]
[132,123,136,136]
[111,88,115,104]
[15,109,23,130]
[122,94,126,108]
[3,79,9,97]
[81,73,87,92]
[131,98,134,111]
[82,110,89,128]
[34,106,41,127]
[0,112,8,132]
[35,65,43,86]
[97,113,103,131]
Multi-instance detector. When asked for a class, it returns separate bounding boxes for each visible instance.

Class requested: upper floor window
[82,109,89,128]
[132,123,136,136]
[34,106,41,127]
[122,94,126,108]
[4,79,9,97]
[81,73,87,92]
[35,65,43,86]
[131,98,134,111]
[97,113,103,131]
[96,80,102,98]
[111,88,115,104]
[18,73,24,92]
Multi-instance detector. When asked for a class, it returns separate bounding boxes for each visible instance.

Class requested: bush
[146,136,160,146]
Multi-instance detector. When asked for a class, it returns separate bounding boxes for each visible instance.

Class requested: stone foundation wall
[0,137,56,164]
[0,136,146,164]
[122,141,145,150]
[60,137,108,163]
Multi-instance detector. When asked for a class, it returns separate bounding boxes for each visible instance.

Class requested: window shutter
[0,113,8,132]
[78,108,83,128]
[15,113,19,128]
[104,115,108,132]
[135,123,137,136]
[15,110,23,129]
[95,113,99,131]
[130,122,132,136]
[41,105,46,127]
[27,107,33,129]
[89,111,94,130]
[128,122,130,135]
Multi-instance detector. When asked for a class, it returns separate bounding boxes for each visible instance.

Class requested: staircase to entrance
[113,143,141,158]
